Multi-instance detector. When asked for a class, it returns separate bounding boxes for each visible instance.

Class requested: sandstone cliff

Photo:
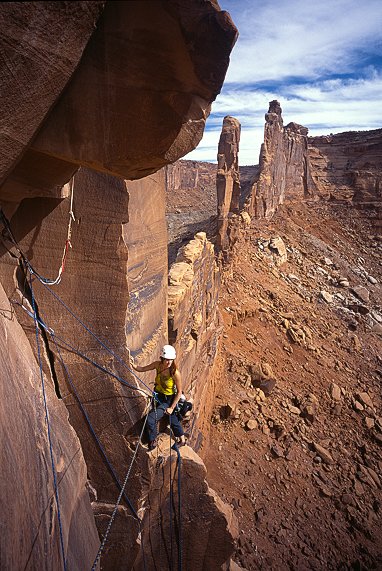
[247,101,382,232]
[0,2,238,569]
[309,129,382,204]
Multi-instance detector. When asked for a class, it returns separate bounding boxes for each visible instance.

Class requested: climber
[131,344,186,450]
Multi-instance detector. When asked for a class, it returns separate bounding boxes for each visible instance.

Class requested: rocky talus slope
[202,201,382,570]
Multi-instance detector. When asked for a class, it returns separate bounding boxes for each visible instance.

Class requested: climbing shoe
[148,439,157,451]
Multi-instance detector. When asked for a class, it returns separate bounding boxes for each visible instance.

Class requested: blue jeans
[146,394,184,442]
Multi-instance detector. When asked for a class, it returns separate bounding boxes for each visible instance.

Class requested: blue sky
[185,0,382,165]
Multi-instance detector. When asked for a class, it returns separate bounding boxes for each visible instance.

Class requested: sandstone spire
[249,100,315,219]
[216,115,241,252]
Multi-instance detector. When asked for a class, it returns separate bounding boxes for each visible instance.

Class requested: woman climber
[131,344,186,450]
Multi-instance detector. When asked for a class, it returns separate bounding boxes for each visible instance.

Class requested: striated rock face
[0,1,105,188]
[0,167,239,568]
[249,101,315,219]
[166,160,217,212]
[216,116,241,252]
[0,282,99,570]
[308,129,382,204]
[134,438,238,571]
[124,171,169,367]
[0,0,237,201]
[168,232,222,446]
[0,3,238,567]
[0,168,170,569]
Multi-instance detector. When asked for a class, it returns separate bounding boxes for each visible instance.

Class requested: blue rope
[50,320,150,571]
[29,275,67,571]
[171,443,182,571]
[36,278,153,395]
[12,299,152,398]
[169,417,174,571]
[49,332,140,522]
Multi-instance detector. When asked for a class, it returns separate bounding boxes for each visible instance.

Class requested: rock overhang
[0,0,238,202]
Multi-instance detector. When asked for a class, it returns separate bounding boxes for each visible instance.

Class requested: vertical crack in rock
[16,260,62,399]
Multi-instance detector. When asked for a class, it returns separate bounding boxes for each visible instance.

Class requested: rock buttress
[0,1,105,187]
[0,167,169,569]
[134,438,238,571]
[0,0,238,199]
[168,232,222,448]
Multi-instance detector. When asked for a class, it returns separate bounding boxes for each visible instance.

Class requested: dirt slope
[202,201,382,570]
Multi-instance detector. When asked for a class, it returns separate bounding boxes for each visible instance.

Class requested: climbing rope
[2,202,154,397]
[13,298,152,398]
[172,442,182,571]
[41,310,152,571]
[2,208,185,570]
[29,274,67,571]
[49,330,142,522]
[33,278,154,396]
[0,175,76,285]
[169,416,174,571]
[91,402,151,571]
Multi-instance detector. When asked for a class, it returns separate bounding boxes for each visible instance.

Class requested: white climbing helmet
[160,344,176,360]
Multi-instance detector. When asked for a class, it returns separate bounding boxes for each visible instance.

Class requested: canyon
[0,3,381,571]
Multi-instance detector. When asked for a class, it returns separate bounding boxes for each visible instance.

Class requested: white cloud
[185,0,382,165]
[186,73,382,165]
[222,0,382,83]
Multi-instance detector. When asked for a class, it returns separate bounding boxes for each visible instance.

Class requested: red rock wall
[0,168,169,569]
[308,129,382,204]
[0,3,239,567]
[0,169,239,569]
[0,1,105,187]
[1,1,237,197]
[124,171,169,374]
[29,1,238,183]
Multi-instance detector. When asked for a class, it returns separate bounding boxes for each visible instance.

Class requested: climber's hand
[166,407,174,415]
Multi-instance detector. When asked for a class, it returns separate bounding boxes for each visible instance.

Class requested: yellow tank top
[155,367,175,396]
